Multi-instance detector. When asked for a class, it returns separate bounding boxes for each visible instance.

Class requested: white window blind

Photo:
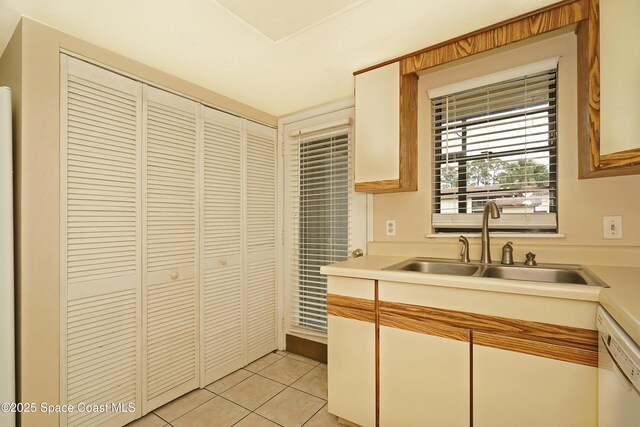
[431,66,558,232]
[288,119,352,334]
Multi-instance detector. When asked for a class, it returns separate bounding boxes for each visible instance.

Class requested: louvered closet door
[61,55,142,427]
[245,121,278,362]
[143,86,199,412]
[200,107,244,385]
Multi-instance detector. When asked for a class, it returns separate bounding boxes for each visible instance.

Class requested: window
[431,62,558,232]
[283,108,366,341]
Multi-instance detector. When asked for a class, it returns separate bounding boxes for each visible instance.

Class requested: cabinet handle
[170,272,179,280]
[220,258,227,266]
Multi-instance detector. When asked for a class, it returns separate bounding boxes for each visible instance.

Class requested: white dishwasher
[597,306,640,426]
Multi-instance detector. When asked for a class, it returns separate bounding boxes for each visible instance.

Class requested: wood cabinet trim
[473,331,597,367]
[380,312,470,342]
[378,300,597,366]
[398,72,418,192]
[355,179,401,193]
[354,0,587,76]
[402,0,587,74]
[327,294,375,323]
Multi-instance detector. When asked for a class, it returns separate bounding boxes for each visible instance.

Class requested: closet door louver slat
[245,122,277,361]
[143,87,199,413]
[201,107,244,384]
[61,55,142,427]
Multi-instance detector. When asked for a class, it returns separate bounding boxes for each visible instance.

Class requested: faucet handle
[501,241,514,265]
[524,252,537,266]
[458,236,470,263]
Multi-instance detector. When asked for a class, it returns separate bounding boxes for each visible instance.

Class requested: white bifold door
[60,54,277,426]
[142,87,200,412]
[200,107,278,385]
[60,55,143,427]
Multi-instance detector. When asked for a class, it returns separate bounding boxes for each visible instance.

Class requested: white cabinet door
[61,55,142,427]
[355,62,400,185]
[473,343,597,427]
[379,326,470,427]
[200,106,244,384]
[143,86,199,412]
[245,121,278,362]
[327,276,376,427]
[328,315,376,427]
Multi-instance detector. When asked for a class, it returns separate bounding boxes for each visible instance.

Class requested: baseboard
[285,334,327,364]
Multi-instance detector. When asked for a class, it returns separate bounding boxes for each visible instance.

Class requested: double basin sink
[383,257,608,287]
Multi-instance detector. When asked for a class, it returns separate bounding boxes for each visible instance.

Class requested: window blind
[289,120,352,334]
[431,67,558,232]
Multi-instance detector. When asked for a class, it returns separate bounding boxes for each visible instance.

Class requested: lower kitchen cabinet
[325,276,599,427]
[473,341,597,427]
[327,277,376,427]
[328,315,376,427]
[379,326,469,427]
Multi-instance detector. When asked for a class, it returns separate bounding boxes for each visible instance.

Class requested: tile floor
[127,351,341,427]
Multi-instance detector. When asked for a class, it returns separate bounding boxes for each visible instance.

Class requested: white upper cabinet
[354,62,417,193]
[355,62,400,184]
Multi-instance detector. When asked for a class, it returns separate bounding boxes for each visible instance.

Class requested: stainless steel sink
[481,265,588,284]
[387,259,480,276]
[384,257,608,287]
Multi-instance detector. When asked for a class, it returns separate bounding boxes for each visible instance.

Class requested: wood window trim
[354,0,607,186]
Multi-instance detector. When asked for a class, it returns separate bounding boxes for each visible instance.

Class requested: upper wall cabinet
[578,0,640,177]
[354,62,417,193]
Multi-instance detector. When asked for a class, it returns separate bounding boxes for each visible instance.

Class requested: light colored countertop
[320,255,640,343]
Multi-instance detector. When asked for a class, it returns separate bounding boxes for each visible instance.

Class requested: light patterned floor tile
[125,412,167,427]
[256,387,325,427]
[286,353,320,366]
[222,374,286,410]
[154,388,214,422]
[259,357,315,385]
[291,364,327,399]
[234,413,280,426]
[302,403,341,427]
[206,369,253,394]
[172,397,249,427]
[244,352,284,373]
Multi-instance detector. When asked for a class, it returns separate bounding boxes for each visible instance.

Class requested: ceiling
[0,0,558,117]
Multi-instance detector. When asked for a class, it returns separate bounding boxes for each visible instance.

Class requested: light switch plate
[386,219,396,236]
[603,216,623,239]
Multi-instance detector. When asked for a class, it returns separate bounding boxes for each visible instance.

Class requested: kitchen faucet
[480,201,500,263]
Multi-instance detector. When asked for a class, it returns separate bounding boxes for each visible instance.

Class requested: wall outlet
[603,216,623,239]
[386,219,396,236]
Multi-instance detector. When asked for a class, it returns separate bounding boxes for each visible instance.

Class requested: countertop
[320,256,640,344]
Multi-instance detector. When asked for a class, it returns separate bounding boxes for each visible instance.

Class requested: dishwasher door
[597,306,640,427]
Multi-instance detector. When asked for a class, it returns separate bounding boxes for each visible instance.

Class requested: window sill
[424,232,566,239]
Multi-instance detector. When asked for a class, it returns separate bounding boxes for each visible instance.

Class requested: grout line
[213,371,256,395]
[154,391,216,425]
[301,402,328,427]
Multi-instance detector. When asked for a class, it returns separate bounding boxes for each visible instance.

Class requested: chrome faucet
[480,201,500,263]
